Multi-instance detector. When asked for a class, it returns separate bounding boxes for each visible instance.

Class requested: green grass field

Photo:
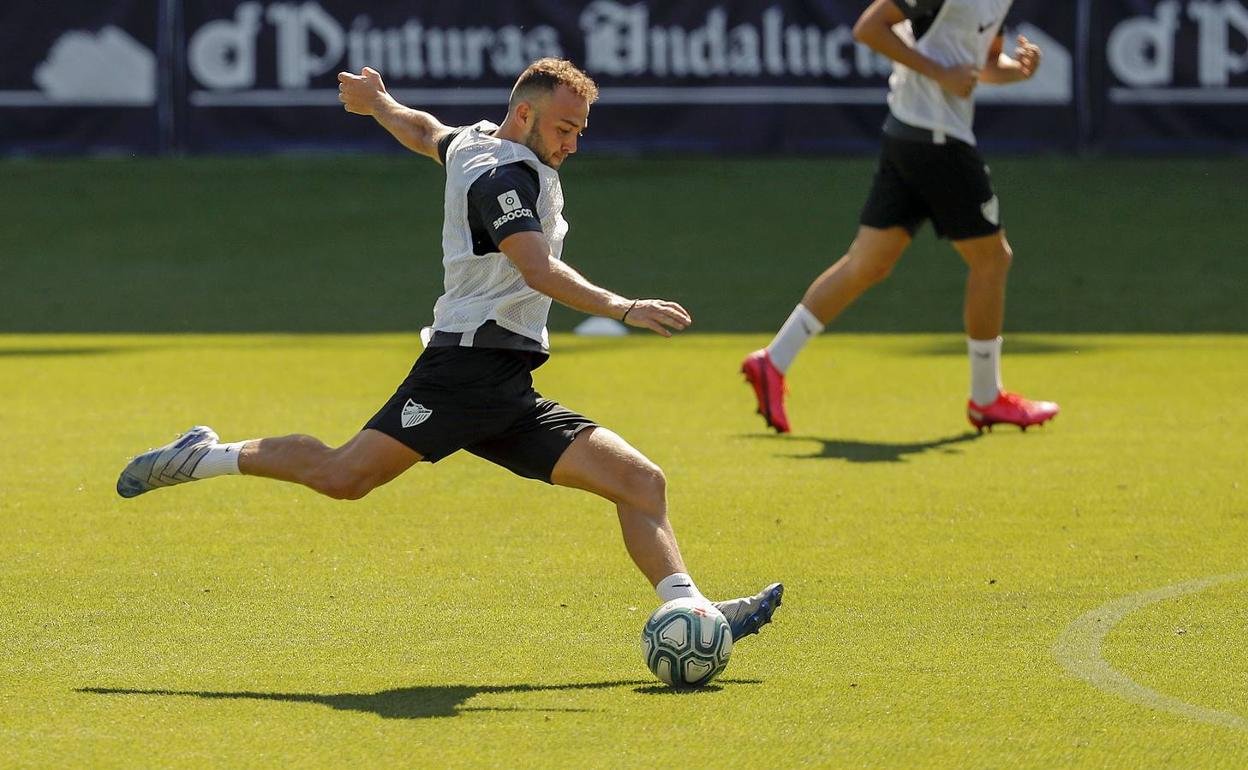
[2,157,1247,767]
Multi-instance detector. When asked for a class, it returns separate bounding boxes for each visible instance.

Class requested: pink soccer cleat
[741,349,790,433]
[967,391,1060,433]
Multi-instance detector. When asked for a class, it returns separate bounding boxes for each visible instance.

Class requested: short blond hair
[510,58,599,108]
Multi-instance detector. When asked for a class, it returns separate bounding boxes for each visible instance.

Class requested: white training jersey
[433,120,568,348]
[887,0,1014,145]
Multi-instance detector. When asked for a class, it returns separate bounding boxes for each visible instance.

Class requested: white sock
[656,573,706,603]
[968,337,1004,407]
[765,304,823,374]
[191,441,249,479]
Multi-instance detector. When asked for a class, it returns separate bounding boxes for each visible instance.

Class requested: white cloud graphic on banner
[33,26,156,105]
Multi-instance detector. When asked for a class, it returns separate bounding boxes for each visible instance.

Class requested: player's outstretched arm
[499,231,692,337]
[853,0,979,98]
[337,67,451,163]
[980,35,1042,84]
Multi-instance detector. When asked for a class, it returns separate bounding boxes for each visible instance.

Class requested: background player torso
[888,0,1014,145]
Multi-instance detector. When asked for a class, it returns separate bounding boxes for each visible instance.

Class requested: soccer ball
[640,597,733,688]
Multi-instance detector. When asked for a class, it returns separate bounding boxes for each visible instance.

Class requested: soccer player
[742,0,1059,434]
[116,59,781,642]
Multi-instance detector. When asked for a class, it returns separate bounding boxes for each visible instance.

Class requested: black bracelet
[621,299,639,322]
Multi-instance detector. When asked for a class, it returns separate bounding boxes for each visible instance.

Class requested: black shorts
[364,346,597,483]
[860,133,1001,241]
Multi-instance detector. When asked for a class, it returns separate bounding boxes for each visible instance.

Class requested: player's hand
[337,67,388,116]
[936,63,980,98]
[1013,35,1042,80]
[622,299,692,338]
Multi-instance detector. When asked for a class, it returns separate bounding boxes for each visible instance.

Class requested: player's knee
[999,240,1014,269]
[859,256,898,285]
[624,460,667,511]
[847,249,900,286]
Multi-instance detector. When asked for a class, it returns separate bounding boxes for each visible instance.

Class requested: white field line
[1053,573,1248,732]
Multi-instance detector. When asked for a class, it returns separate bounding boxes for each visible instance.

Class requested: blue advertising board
[0,2,163,154]
[0,1,1245,155]
[179,0,1076,153]
[1096,0,1248,152]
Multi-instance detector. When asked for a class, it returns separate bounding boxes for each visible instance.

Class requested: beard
[522,121,559,168]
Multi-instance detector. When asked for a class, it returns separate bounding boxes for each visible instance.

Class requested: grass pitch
[2,332,1247,768]
[2,154,1246,766]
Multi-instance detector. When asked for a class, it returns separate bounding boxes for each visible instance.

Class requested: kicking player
[743,0,1059,434]
[117,59,781,641]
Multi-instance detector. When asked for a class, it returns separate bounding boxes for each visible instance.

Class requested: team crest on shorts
[401,399,432,428]
[981,195,1000,226]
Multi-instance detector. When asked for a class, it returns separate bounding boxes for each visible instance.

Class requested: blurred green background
[5,155,1243,333]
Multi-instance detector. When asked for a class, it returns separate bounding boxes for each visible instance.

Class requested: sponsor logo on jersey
[401,398,432,428]
[493,207,535,230]
[497,189,523,213]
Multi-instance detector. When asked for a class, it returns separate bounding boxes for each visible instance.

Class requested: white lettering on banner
[1189,0,1248,86]
[1108,1,1182,86]
[345,23,560,80]
[1109,0,1248,89]
[178,0,1071,107]
[187,1,561,89]
[579,1,890,79]
[188,3,263,89]
[268,2,344,89]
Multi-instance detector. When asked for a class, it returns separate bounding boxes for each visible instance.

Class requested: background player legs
[549,427,686,587]
[954,230,1013,340]
[239,429,422,500]
[800,225,912,325]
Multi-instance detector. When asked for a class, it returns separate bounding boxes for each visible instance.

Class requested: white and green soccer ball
[641,598,733,688]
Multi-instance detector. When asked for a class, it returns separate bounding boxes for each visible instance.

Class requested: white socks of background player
[968,336,1004,407]
[656,573,706,603]
[765,304,823,374]
[192,441,250,479]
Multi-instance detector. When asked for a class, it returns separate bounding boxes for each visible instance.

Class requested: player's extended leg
[743,225,911,433]
[240,429,421,499]
[550,426,783,640]
[550,426,685,585]
[118,426,421,500]
[954,231,1059,431]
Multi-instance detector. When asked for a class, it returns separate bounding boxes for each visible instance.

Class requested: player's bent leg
[953,230,1012,341]
[241,428,422,500]
[743,226,911,434]
[551,427,786,641]
[550,426,687,587]
[953,231,1059,431]
[800,226,911,324]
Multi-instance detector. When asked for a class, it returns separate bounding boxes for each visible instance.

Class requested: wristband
[621,299,639,322]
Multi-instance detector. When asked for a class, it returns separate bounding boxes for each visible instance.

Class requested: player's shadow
[753,431,982,463]
[79,679,756,719]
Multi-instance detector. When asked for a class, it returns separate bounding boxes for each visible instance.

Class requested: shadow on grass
[0,346,136,358]
[748,431,982,463]
[79,679,760,719]
[900,337,1100,356]
[633,678,762,696]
